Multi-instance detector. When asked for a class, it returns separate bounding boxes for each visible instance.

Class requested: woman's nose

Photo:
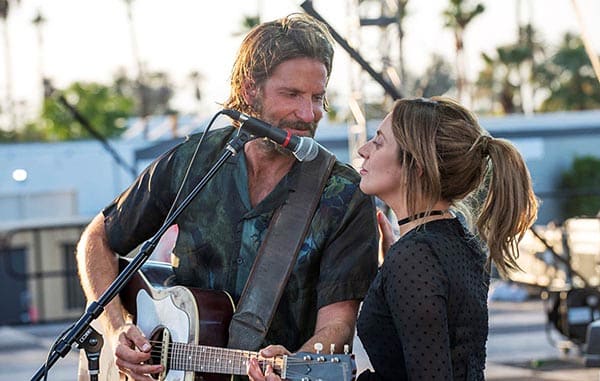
[358,142,369,158]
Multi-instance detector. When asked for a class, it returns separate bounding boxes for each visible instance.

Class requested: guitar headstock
[278,347,356,381]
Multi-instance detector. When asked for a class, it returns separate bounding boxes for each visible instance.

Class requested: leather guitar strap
[227,147,336,350]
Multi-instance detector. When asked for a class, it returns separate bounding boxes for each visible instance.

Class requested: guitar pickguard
[137,287,195,381]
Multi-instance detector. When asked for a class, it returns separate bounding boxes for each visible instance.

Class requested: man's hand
[112,324,162,380]
[247,345,291,381]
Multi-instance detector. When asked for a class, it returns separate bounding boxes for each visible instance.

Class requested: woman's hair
[223,13,335,114]
[390,97,538,276]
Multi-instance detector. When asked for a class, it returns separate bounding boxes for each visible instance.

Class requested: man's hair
[224,13,335,114]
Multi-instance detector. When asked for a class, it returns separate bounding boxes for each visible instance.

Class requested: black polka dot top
[357,218,489,381]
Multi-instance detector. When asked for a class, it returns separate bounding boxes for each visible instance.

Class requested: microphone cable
[163,110,244,225]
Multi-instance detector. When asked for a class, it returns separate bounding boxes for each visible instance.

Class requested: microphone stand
[30,131,250,381]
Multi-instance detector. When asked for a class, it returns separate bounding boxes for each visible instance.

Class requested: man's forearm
[76,213,129,333]
[299,300,360,353]
[299,319,356,353]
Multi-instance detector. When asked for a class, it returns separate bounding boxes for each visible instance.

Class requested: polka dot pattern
[357,218,489,381]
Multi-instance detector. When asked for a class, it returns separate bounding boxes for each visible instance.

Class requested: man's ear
[417,165,424,178]
[242,80,257,105]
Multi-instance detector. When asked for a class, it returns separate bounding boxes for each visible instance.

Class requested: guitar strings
[143,339,351,369]
[141,343,350,380]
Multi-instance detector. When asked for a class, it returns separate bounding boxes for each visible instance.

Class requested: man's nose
[295,98,319,123]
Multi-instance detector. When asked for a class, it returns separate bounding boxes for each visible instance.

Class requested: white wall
[0,140,143,221]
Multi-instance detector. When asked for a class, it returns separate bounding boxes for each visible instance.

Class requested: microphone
[221,109,319,162]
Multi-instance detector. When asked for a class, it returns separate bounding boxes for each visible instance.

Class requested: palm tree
[123,0,143,79]
[411,53,454,98]
[473,22,545,115]
[442,0,485,105]
[32,10,46,104]
[516,23,545,113]
[0,0,19,129]
[396,0,409,85]
[233,15,261,36]
[537,33,600,111]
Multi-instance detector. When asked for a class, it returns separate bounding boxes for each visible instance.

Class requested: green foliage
[560,156,600,219]
[36,82,135,141]
[411,54,455,97]
[474,23,545,115]
[538,33,600,112]
[442,0,485,30]
[232,14,260,36]
[113,70,174,117]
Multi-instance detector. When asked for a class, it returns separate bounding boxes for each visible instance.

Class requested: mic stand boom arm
[30,132,250,381]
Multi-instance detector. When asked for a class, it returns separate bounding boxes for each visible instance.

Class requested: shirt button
[236,258,244,264]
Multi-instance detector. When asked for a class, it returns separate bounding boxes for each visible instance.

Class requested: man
[77,13,378,380]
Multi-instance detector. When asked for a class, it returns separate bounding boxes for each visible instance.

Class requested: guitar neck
[169,343,282,376]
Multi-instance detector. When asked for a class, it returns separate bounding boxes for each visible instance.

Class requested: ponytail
[477,138,538,276]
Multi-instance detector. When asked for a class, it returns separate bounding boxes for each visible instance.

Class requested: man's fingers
[247,357,266,381]
[117,366,158,381]
[122,324,152,352]
[115,358,162,381]
[114,342,152,364]
[113,324,162,380]
[264,364,281,381]
[260,344,291,357]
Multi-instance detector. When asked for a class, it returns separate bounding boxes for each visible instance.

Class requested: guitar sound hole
[148,327,170,380]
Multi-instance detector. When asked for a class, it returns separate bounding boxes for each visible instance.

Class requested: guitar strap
[227,146,336,350]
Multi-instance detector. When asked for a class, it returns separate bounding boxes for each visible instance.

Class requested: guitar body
[124,259,235,381]
[78,259,235,381]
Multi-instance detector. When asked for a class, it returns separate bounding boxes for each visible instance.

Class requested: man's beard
[257,119,317,157]
[250,98,318,157]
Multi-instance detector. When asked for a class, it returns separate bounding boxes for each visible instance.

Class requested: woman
[247,97,538,381]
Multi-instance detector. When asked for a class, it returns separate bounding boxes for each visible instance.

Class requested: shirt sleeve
[381,239,453,379]
[315,175,379,309]
[103,128,234,255]
[103,145,180,255]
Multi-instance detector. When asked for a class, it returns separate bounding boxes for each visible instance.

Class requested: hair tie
[415,97,438,105]
[473,135,492,155]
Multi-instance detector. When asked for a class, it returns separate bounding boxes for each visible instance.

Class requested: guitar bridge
[280,354,288,379]
[159,329,170,381]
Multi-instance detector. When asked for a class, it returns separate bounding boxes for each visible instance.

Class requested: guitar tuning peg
[330,343,335,354]
[344,344,350,355]
[314,342,323,354]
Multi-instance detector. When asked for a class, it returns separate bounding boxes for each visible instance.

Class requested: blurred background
[1,0,600,380]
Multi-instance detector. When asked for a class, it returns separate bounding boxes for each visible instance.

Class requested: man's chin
[259,138,295,158]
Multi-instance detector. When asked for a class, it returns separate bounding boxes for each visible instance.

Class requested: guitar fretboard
[169,343,281,375]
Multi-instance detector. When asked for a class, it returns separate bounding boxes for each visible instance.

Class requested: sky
[2,0,600,119]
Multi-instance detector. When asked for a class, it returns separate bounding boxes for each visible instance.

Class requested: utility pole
[346,0,367,170]
[347,0,403,168]
[32,10,46,107]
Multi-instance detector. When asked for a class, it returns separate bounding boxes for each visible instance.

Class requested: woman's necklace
[397,210,445,226]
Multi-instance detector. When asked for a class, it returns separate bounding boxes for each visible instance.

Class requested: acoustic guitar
[113,258,356,381]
